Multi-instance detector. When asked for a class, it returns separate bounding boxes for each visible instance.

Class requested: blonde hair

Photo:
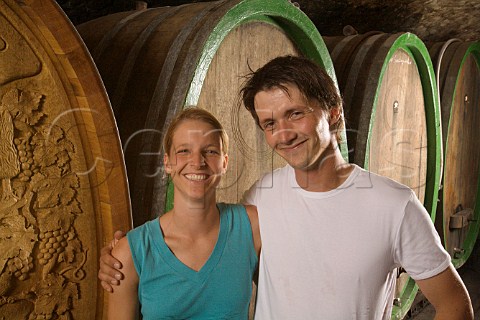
[163,107,229,155]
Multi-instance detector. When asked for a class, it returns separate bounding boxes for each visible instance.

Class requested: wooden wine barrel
[77,0,345,227]
[324,32,442,319]
[0,0,132,319]
[429,40,480,268]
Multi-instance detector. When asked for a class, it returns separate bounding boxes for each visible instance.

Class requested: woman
[109,108,261,319]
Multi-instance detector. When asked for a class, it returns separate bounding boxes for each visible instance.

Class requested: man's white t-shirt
[244,164,450,319]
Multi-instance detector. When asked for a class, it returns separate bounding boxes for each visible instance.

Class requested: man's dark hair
[240,55,343,136]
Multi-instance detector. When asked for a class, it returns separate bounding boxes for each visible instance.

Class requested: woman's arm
[108,237,139,320]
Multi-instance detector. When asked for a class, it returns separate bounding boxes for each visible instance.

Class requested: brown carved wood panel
[0,0,132,319]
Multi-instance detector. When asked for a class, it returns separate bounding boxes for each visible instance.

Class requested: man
[99,55,473,319]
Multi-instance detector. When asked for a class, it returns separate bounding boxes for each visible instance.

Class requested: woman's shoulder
[111,237,134,267]
[218,203,261,253]
[218,202,243,211]
[218,203,256,220]
[127,218,159,241]
[218,201,256,213]
[243,205,258,222]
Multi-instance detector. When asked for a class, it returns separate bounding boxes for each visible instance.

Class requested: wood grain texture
[197,21,293,205]
[325,34,428,202]
[430,41,480,267]
[0,0,131,318]
[369,49,427,203]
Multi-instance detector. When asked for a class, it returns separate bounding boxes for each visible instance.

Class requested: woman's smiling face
[164,119,228,203]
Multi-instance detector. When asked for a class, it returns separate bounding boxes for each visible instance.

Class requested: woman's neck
[164,196,219,239]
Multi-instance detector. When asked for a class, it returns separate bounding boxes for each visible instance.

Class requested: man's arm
[416,264,473,320]
[397,194,473,319]
[99,230,126,292]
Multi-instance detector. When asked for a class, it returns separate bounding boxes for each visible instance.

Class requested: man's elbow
[434,298,474,320]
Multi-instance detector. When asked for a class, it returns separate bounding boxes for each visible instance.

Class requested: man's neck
[293,149,353,192]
